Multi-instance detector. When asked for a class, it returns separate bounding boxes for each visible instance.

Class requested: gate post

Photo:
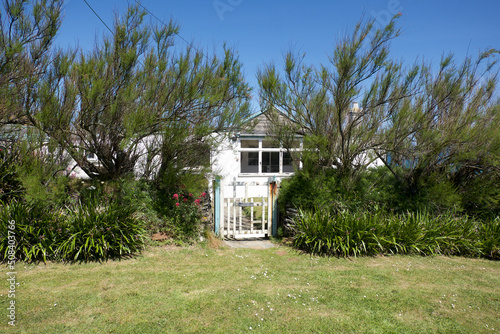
[213,178,221,236]
[269,178,279,237]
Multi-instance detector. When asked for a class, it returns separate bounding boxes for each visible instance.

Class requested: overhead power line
[135,1,193,50]
[134,1,211,62]
[83,0,208,61]
[83,0,112,34]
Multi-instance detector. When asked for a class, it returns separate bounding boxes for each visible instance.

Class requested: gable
[239,113,271,137]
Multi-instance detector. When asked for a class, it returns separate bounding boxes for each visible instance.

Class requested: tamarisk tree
[0,0,62,127]
[258,15,422,184]
[33,4,251,180]
[379,50,500,205]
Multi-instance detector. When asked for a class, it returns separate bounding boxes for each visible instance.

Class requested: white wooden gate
[214,181,277,239]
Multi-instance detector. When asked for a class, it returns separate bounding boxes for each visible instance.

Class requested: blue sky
[56,0,500,109]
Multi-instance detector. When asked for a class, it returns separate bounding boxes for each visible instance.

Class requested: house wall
[210,136,295,198]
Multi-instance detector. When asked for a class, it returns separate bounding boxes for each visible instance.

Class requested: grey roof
[239,113,271,136]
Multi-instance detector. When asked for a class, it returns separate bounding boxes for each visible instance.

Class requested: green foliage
[0,196,147,263]
[477,217,500,259]
[151,189,208,243]
[455,167,500,219]
[259,13,499,223]
[291,209,498,259]
[363,166,464,214]
[33,3,251,181]
[278,169,369,216]
[0,200,64,262]
[259,14,421,180]
[11,133,70,208]
[380,52,499,207]
[0,0,63,124]
[57,200,146,262]
[0,149,24,203]
[17,164,68,208]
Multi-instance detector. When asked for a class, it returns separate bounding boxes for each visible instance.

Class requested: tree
[0,0,62,126]
[379,51,500,211]
[0,0,66,203]
[258,15,421,185]
[32,4,251,180]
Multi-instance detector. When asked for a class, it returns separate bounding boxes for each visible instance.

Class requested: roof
[239,112,271,136]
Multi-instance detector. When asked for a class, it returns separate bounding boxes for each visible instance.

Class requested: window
[239,139,300,174]
[262,151,279,173]
[240,151,259,173]
[283,151,294,173]
[241,140,259,148]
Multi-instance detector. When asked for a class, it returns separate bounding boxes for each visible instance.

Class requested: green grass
[1,243,499,333]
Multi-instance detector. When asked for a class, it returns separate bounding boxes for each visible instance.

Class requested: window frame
[238,138,301,175]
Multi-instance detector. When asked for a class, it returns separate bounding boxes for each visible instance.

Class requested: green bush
[280,165,495,218]
[476,217,500,260]
[57,200,146,262]
[278,169,369,215]
[1,197,147,263]
[0,149,24,203]
[151,190,207,243]
[15,142,70,209]
[291,209,497,259]
[0,200,66,262]
[459,170,500,219]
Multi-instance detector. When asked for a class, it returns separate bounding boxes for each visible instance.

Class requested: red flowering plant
[155,190,208,243]
[168,191,208,226]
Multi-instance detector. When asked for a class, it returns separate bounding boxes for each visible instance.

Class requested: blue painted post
[213,178,221,236]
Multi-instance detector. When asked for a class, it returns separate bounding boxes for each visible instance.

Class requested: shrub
[151,191,207,243]
[15,141,70,209]
[278,169,369,215]
[0,200,66,262]
[291,209,497,259]
[0,149,24,203]
[57,199,147,262]
[476,217,500,260]
[459,170,500,219]
[1,196,147,263]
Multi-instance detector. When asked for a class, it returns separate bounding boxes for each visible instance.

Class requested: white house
[209,104,386,199]
[210,112,302,198]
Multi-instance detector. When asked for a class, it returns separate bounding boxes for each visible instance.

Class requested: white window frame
[238,138,301,175]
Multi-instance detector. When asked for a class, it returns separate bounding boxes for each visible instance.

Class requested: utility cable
[82,0,112,34]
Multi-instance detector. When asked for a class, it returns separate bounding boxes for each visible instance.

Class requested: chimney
[349,102,361,123]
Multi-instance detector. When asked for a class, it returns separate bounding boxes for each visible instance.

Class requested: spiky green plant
[291,209,498,258]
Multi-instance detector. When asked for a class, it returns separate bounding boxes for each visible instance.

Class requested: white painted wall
[210,136,295,198]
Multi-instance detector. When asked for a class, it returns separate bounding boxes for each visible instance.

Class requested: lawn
[1,241,499,333]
